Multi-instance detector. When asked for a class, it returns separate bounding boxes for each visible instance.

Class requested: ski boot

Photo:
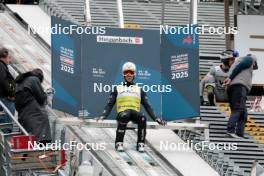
[137,143,145,152]
[115,142,124,152]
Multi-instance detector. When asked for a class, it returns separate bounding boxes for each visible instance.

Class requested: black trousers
[115,109,147,144]
[227,84,248,136]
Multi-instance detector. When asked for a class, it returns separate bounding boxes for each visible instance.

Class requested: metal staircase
[176,105,264,176]
[0,100,63,176]
[197,56,264,176]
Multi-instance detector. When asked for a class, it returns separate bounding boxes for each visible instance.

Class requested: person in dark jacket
[15,69,51,144]
[0,47,15,133]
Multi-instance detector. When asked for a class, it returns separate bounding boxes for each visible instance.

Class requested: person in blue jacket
[224,54,258,138]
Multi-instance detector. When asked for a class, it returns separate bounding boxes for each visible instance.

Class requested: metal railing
[117,0,124,28]
[0,100,29,135]
[85,0,92,25]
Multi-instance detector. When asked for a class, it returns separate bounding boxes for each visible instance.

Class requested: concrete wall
[235,15,264,85]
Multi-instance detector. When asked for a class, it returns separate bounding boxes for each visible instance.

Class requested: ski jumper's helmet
[122,62,136,76]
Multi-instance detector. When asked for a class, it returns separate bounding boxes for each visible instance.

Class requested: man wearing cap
[97,62,166,152]
[224,54,258,138]
[200,50,238,106]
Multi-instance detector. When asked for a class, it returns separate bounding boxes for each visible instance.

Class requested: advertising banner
[51,17,82,116]
[51,16,199,121]
[161,27,200,120]
[81,28,162,119]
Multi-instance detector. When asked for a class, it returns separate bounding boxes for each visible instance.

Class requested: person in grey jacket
[200,50,238,106]
[15,69,51,144]
[223,54,258,138]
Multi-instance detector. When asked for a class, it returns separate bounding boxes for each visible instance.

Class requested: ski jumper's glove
[156,118,167,126]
